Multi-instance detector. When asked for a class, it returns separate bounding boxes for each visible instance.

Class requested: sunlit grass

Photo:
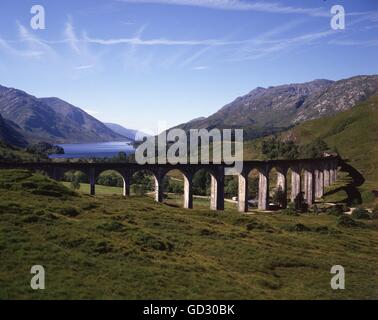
[1,170,378,300]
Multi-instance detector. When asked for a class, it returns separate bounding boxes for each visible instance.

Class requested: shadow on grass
[325,158,365,206]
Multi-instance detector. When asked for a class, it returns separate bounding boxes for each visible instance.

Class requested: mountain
[0,113,27,147]
[187,117,206,123]
[0,85,126,144]
[105,123,150,141]
[176,75,378,137]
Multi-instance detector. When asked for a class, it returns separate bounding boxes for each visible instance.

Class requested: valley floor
[1,170,378,299]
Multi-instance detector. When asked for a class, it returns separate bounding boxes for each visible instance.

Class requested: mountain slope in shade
[104,123,137,141]
[0,114,27,147]
[0,85,126,144]
[105,123,150,141]
[40,97,127,142]
[176,75,378,136]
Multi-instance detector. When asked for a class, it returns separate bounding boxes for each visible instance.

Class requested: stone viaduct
[0,156,339,212]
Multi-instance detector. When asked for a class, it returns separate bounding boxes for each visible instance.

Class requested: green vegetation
[280,95,378,206]
[26,142,64,157]
[351,208,374,220]
[1,169,378,299]
[0,92,377,299]
[243,95,378,207]
[261,137,330,160]
[0,141,41,162]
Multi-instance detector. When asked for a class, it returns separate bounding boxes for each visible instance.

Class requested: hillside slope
[282,95,378,180]
[0,114,27,147]
[0,169,377,299]
[0,85,126,144]
[104,123,146,141]
[176,75,378,139]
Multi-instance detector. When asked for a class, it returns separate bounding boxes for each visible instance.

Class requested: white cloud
[64,20,81,54]
[193,65,208,70]
[116,0,328,17]
[227,29,337,61]
[84,34,239,46]
[17,23,56,58]
[74,64,94,70]
[0,37,44,57]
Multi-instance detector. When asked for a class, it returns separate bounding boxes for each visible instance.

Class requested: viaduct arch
[0,156,339,212]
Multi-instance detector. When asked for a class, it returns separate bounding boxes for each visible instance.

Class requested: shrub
[60,238,86,249]
[132,184,146,196]
[283,224,311,232]
[314,226,329,234]
[337,215,360,228]
[79,202,98,211]
[70,178,80,190]
[21,182,38,189]
[294,192,308,213]
[31,189,62,197]
[272,186,286,208]
[22,215,41,224]
[282,203,299,216]
[57,206,80,217]
[312,205,320,215]
[192,169,211,196]
[326,205,345,216]
[199,228,215,236]
[163,177,184,194]
[224,177,238,198]
[97,221,124,232]
[351,207,371,219]
[246,221,274,233]
[94,241,113,254]
[97,171,124,187]
[27,142,64,156]
[136,234,174,251]
[370,205,378,219]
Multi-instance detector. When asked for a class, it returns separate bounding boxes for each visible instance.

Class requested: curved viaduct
[0,156,339,212]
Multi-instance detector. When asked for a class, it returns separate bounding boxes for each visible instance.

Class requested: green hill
[1,169,378,299]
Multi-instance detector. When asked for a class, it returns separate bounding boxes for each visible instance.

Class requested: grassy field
[62,181,125,196]
[61,181,238,211]
[1,169,378,300]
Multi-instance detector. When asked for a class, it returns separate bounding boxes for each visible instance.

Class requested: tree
[299,138,329,158]
[132,184,147,196]
[248,176,259,199]
[224,177,238,198]
[294,192,308,212]
[192,169,211,196]
[70,176,80,190]
[272,186,286,208]
[27,142,64,156]
[97,171,123,187]
[131,171,154,191]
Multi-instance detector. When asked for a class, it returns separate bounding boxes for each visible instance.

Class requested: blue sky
[0,0,377,133]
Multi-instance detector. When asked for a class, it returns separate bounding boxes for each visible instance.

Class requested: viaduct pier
[0,156,339,212]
